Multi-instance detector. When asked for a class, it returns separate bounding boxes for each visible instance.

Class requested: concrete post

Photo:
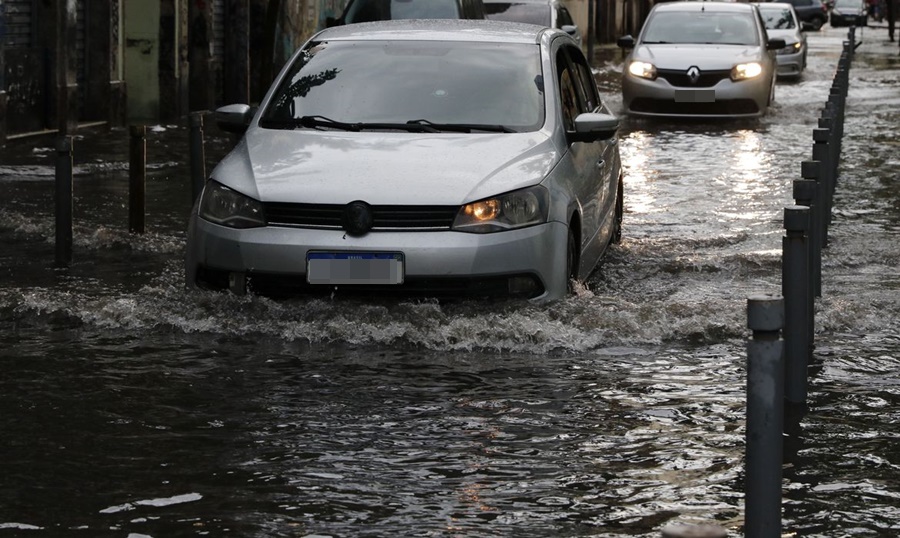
[55,136,74,267]
[745,294,784,538]
[129,125,147,234]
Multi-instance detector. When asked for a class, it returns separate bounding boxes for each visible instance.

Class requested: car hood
[634,44,764,70]
[210,127,560,206]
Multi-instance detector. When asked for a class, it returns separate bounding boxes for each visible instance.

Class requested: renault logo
[686,66,701,84]
[342,201,374,236]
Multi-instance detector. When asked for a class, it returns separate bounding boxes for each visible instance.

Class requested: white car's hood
[635,44,763,70]
[211,127,559,206]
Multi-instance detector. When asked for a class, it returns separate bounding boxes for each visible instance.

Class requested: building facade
[0,0,656,143]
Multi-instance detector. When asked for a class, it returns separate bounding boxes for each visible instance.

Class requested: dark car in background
[326,0,485,26]
[483,0,582,46]
[830,0,867,26]
[784,0,829,30]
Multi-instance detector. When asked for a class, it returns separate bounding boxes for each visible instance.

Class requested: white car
[754,2,808,79]
[617,1,785,118]
[186,20,623,302]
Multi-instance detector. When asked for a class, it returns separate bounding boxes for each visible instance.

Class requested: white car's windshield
[261,40,545,132]
[759,7,797,29]
[641,12,759,45]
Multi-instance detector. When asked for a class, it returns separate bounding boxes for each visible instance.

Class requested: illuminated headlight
[779,42,803,54]
[452,186,549,233]
[731,62,763,81]
[198,180,265,228]
[627,61,657,80]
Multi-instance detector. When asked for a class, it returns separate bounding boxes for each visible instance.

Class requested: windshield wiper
[272,115,442,133]
[406,119,516,133]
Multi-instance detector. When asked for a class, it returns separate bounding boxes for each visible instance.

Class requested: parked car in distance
[784,0,829,30]
[617,1,785,118]
[830,0,867,26]
[187,20,624,303]
[325,0,485,26]
[483,0,582,47]
[753,2,808,79]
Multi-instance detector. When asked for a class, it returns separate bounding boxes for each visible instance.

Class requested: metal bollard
[189,112,207,205]
[811,128,833,243]
[745,294,785,538]
[783,206,811,404]
[129,125,146,234]
[55,136,74,267]
[800,162,823,298]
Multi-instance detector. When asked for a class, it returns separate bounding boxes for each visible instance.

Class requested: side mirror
[767,38,786,50]
[215,104,253,134]
[571,112,619,143]
[617,35,635,49]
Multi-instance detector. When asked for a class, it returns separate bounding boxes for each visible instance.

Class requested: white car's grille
[263,202,459,230]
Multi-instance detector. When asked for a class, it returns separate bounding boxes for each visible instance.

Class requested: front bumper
[185,215,570,301]
[622,71,772,118]
[776,49,805,78]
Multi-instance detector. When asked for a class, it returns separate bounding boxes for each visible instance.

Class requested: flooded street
[1,26,898,537]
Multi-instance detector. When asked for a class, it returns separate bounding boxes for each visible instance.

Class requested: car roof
[752,2,794,8]
[313,19,551,44]
[653,1,758,13]
[482,0,563,5]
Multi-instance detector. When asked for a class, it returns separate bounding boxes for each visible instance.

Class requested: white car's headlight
[198,180,265,229]
[628,61,657,80]
[452,186,549,233]
[731,62,763,81]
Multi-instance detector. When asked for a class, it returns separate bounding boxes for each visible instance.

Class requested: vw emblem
[341,201,374,236]
[686,66,701,84]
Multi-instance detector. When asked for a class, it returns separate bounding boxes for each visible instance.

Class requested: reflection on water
[1,27,899,538]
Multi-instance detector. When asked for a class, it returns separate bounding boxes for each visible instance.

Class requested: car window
[262,40,545,131]
[556,47,591,131]
[484,3,551,25]
[344,0,461,23]
[641,11,759,46]
[566,47,599,112]
[759,7,796,29]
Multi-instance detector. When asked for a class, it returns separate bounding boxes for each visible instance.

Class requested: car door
[553,43,616,274]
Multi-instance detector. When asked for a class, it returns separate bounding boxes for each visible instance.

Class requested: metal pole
[129,125,146,234]
[811,128,832,245]
[54,136,74,267]
[189,112,207,204]
[783,206,811,404]
[745,293,784,538]
[800,161,823,298]
[793,178,818,357]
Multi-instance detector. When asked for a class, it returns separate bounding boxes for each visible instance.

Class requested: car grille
[657,69,731,88]
[630,98,760,116]
[263,202,459,230]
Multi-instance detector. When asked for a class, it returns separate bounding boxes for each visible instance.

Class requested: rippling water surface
[1,27,898,537]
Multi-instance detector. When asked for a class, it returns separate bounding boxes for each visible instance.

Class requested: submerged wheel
[611,176,624,245]
[566,226,578,294]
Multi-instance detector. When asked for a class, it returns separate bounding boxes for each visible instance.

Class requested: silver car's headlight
[198,180,265,229]
[628,60,657,80]
[452,186,549,233]
[731,62,763,81]
[779,42,802,54]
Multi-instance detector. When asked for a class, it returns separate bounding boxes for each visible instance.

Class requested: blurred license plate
[675,89,715,103]
[307,252,404,285]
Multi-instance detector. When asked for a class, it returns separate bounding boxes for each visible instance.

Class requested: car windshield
[484,3,551,26]
[344,0,460,22]
[759,7,796,29]
[641,11,759,45]
[260,40,545,132]
[832,0,860,8]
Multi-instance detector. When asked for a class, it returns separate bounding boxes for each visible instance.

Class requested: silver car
[186,20,623,302]
[754,2,808,80]
[617,1,785,118]
[483,0,583,47]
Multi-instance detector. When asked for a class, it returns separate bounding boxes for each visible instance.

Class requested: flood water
[1,26,898,537]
